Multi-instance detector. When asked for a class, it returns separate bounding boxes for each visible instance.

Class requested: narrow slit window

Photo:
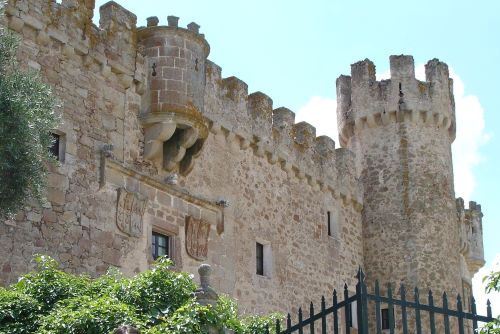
[327,211,332,236]
[381,308,394,330]
[348,303,353,328]
[256,242,264,276]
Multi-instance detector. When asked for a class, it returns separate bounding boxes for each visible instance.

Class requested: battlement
[3,0,144,92]
[137,15,210,58]
[202,61,362,208]
[336,55,456,147]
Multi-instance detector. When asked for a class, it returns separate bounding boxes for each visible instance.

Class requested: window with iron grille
[256,242,264,276]
[152,232,170,259]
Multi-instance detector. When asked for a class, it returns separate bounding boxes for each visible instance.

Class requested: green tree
[481,270,500,333]
[0,17,59,219]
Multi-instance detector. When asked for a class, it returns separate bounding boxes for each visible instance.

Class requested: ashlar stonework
[0,0,484,323]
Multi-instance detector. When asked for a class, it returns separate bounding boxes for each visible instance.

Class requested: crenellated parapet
[457,198,485,275]
[3,0,144,91]
[336,55,456,147]
[202,62,363,210]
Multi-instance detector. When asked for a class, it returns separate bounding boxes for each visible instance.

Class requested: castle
[0,0,485,320]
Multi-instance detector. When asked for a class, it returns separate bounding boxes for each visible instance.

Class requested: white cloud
[296,96,339,143]
[473,254,500,317]
[448,69,491,202]
[414,65,490,202]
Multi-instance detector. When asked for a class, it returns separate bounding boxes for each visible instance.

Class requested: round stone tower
[336,55,461,295]
[138,16,210,175]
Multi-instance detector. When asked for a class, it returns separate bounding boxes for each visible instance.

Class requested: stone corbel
[163,127,199,171]
[144,122,177,165]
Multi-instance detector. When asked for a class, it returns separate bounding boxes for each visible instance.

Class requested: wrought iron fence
[265,268,496,334]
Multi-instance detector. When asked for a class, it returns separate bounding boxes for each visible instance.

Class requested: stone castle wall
[0,0,485,323]
[0,0,365,316]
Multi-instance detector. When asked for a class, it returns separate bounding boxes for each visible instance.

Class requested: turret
[138,16,210,175]
[337,55,461,295]
[465,201,485,274]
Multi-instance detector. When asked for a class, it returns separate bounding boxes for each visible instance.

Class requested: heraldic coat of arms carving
[116,188,148,237]
[185,216,210,260]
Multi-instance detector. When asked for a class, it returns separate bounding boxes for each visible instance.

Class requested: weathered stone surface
[46,188,65,206]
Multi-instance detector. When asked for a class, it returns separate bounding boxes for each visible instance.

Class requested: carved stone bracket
[140,112,208,175]
[143,121,177,162]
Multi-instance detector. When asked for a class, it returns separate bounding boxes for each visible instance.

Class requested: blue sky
[94,0,499,311]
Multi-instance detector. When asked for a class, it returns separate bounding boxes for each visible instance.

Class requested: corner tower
[336,55,461,294]
[138,16,210,175]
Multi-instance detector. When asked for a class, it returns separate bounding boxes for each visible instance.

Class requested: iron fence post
[356,267,369,334]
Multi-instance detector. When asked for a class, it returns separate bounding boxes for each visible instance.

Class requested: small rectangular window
[49,133,60,160]
[256,242,264,276]
[152,232,170,260]
[381,308,394,330]
[49,131,66,163]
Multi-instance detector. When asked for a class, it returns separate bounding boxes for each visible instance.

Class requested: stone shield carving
[185,216,210,261]
[116,188,148,237]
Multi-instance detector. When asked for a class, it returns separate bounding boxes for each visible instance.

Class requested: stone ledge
[101,156,223,224]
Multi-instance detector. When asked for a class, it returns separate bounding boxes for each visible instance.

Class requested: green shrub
[0,255,283,334]
[0,289,42,333]
[13,255,90,312]
[144,299,208,334]
[116,257,197,325]
[38,296,144,334]
[211,295,282,334]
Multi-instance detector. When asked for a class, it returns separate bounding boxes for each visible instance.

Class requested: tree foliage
[0,255,282,334]
[0,21,59,219]
[481,270,500,333]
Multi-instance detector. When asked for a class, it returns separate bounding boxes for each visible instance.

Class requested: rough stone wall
[179,132,363,313]
[0,0,146,280]
[0,0,364,318]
